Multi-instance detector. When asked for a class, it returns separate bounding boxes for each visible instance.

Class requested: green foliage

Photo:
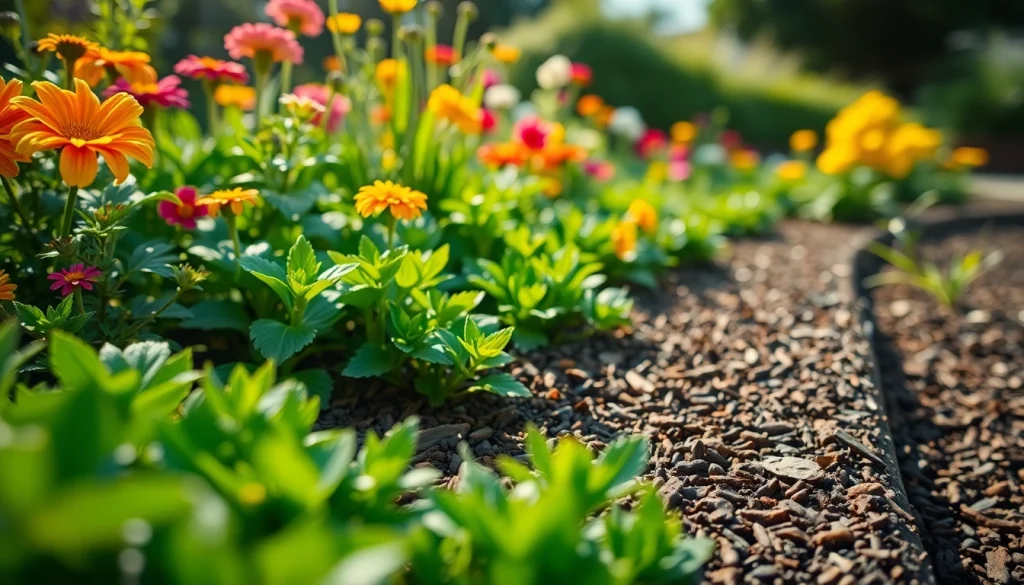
[866,220,1004,309]
[409,426,714,584]
[13,295,92,338]
[467,227,632,349]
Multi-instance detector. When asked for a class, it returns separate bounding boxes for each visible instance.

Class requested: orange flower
[595,105,615,128]
[323,55,341,72]
[477,141,529,168]
[625,199,657,234]
[576,94,604,118]
[491,44,521,64]
[0,78,31,177]
[36,33,99,65]
[11,80,155,188]
[214,85,257,110]
[427,84,481,134]
[534,143,587,170]
[949,146,988,169]
[195,188,260,217]
[371,104,391,125]
[611,220,638,261]
[776,160,807,181]
[789,129,818,152]
[375,59,403,91]
[327,13,362,35]
[671,121,696,144]
[0,269,16,301]
[76,48,154,86]
[729,149,760,172]
[378,0,417,15]
[354,180,427,221]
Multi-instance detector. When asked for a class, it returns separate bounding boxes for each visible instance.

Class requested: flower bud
[326,70,346,94]
[425,1,443,18]
[366,18,385,38]
[0,11,19,40]
[171,263,209,292]
[457,1,478,21]
[367,37,386,59]
[479,32,497,50]
[45,236,79,261]
[399,24,423,45]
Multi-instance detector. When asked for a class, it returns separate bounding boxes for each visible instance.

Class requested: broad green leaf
[179,300,251,333]
[250,319,316,364]
[289,369,334,407]
[240,257,294,309]
[127,241,178,278]
[342,344,402,378]
[49,332,106,392]
[468,373,531,399]
[287,235,321,285]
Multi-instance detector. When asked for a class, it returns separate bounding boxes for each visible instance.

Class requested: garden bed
[321,219,936,585]
[860,216,1024,585]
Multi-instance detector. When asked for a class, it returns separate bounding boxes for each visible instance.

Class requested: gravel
[871,225,1024,585]
[317,220,933,584]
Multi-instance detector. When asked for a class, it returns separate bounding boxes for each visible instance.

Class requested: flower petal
[59,145,99,188]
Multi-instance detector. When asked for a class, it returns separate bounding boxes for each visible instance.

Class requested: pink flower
[159,186,209,230]
[104,75,190,109]
[571,62,592,86]
[480,69,501,89]
[513,116,552,151]
[583,159,615,181]
[668,145,691,181]
[174,55,249,84]
[224,23,304,65]
[292,83,351,132]
[48,264,102,297]
[634,129,668,158]
[265,0,325,37]
[480,109,496,134]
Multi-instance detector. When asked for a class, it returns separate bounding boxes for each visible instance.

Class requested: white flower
[567,127,603,150]
[483,84,521,110]
[693,143,727,165]
[536,55,573,90]
[608,107,646,141]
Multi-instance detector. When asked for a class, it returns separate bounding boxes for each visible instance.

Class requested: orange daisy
[354,180,427,221]
[76,48,155,87]
[625,199,657,234]
[195,187,260,217]
[0,269,16,302]
[36,33,99,64]
[0,78,31,177]
[10,79,155,188]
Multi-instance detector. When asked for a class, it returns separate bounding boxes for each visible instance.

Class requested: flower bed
[0,0,1000,583]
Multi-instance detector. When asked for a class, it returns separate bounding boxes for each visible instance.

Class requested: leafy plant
[866,221,1003,308]
[409,426,715,584]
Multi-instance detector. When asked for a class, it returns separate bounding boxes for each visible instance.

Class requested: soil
[319,219,933,585]
[871,226,1024,585]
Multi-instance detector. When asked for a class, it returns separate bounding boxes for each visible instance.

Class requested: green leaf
[250,319,316,364]
[468,373,531,399]
[287,235,321,285]
[358,234,380,264]
[49,332,106,391]
[478,327,514,358]
[302,294,344,332]
[99,341,172,389]
[127,241,178,278]
[15,302,48,333]
[179,300,251,333]
[289,369,333,407]
[342,344,403,378]
[240,257,294,309]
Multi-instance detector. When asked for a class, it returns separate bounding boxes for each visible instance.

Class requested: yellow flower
[0,269,16,302]
[355,180,428,221]
[195,188,260,217]
[789,129,817,152]
[378,0,417,15]
[671,121,696,144]
[375,58,403,91]
[327,13,361,35]
[625,199,657,234]
[541,177,563,198]
[816,145,858,176]
[427,84,481,134]
[611,220,638,262]
[36,33,99,64]
[11,80,155,188]
[214,85,256,110]
[729,149,760,171]
[381,149,398,172]
[492,44,521,64]
[949,146,988,169]
[776,160,807,181]
[279,93,326,122]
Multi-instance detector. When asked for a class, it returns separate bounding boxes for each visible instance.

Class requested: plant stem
[280,61,293,96]
[14,0,33,74]
[225,213,243,265]
[74,289,85,315]
[386,215,397,249]
[2,176,34,236]
[127,291,181,338]
[60,185,79,237]
[450,10,470,86]
[204,80,220,135]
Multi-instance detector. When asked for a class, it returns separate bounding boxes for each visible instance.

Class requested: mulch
[871,225,1024,585]
[319,219,935,585]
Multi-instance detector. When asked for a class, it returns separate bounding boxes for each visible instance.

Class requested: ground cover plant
[0,0,994,583]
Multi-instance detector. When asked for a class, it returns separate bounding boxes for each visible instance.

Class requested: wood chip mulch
[319,220,932,585]
[872,226,1024,585]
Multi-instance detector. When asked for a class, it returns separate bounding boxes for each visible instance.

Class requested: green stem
[127,291,181,338]
[426,12,439,89]
[64,58,77,89]
[226,214,243,265]
[327,0,347,72]
[204,80,220,135]
[14,0,33,74]
[280,61,293,97]
[2,176,34,236]
[74,288,85,315]
[60,185,79,237]
[386,215,397,249]
[450,11,470,86]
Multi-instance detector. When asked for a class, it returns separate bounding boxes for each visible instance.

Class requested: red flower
[635,128,668,158]
[513,116,552,151]
[174,55,249,85]
[571,62,592,86]
[104,75,190,109]
[158,186,209,229]
[720,129,743,151]
[480,108,496,134]
[426,44,459,67]
[48,264,102,297]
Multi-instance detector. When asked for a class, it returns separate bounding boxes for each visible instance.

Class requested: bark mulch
[871,225,1024,585]
[319,220,932,585]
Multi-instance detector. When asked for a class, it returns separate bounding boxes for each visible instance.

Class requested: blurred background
[4,0,1023,171]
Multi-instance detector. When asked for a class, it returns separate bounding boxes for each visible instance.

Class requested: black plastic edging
[850,211,1024,585]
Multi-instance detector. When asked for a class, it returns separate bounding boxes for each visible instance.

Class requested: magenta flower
[635,129,668,158]
[158,186,209,229]
[265,0,325,37]
[104,75,190,109]
[583,159,615,181]
[48,264,102,297]
[174,55,250,85]
[513,116,552,152]
[480,109,496,134]
[571,62,593,86]
[293,83,350,132]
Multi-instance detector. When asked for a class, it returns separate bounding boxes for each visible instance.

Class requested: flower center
[65,270,85,283]
[178,205,194,218]
[62,122,101,141]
